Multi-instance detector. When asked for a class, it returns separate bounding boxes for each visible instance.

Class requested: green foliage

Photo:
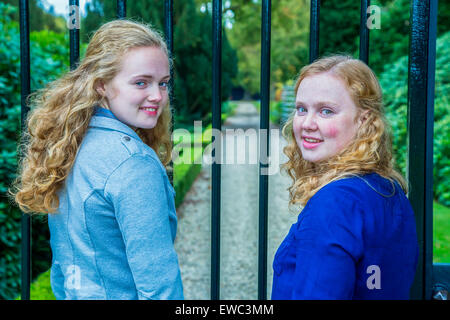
[0,3,26,300]
[318,0,450,76]
[319,0,361,57]
[433,201,450,263]
[174,162,203,209]
[368,0,411,75]
[227,0,309,95]
[1,0,66,33]
[380,31,450,206]
[173,1,237,123]
[0,3,72,300]
[368,0,449,75]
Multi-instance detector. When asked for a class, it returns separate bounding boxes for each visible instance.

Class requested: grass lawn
[433,201,450,263]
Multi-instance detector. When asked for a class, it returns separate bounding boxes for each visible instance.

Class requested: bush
[0,3,76,300]
[380,31,450,206]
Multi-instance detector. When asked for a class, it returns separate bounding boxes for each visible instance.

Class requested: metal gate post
[258,0,271,301]
[19,0,31,301]
[309,0,320,63]
[407,0,437,300]
[359,0,370,64]
[117,0,126,19]
[211,0,222,300]
[69,0,80,70]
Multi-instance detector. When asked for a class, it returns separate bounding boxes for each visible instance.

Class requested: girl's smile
[302,135,324,149]
[139,105,159,116]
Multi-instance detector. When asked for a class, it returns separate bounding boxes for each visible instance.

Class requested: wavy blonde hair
[10,19,173,214]
[282,55,407,208]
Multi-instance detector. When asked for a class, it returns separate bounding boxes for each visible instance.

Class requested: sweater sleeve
[291,184,364,299]
[104,154,183,300]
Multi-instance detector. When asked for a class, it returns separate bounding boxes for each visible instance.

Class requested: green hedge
[0,4,72,300]
[380,31,450,206]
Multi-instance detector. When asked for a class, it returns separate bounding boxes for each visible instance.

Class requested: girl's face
[98,46,170,130]
[293,73,363,163]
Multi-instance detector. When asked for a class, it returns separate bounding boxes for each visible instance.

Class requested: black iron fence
[18,0,439,300]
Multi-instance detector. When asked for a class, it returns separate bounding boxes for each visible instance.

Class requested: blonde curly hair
[282,55,407,208]
[10,19,173,214]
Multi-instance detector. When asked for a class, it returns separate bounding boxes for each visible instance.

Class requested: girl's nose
[147,85,162,103]
[301,113,318,131]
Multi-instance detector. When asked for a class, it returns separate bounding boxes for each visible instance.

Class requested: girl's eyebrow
[296,100,339,107]
[131,74,171,79]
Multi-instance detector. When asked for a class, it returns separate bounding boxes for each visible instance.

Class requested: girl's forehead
[296,73,351,103]
[118,46,169,77]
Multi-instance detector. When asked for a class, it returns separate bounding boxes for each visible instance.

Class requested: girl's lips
[140,107,158,116]
[302,137,323,149]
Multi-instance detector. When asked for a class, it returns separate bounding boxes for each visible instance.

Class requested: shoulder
[300,176,368,232]
[103,153,167,201]
[307,176,367,211]
[311,173,397,206]
[302,173,401,229]
[81,126,162,171]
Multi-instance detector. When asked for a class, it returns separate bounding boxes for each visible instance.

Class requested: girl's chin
[300,149,327,163]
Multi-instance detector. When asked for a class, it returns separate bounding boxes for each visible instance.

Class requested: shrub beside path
[174,101,299,299]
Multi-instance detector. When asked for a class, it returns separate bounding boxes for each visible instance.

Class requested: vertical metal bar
[359,0,370,64]
[258,0,271,301]
[407,0,437,300]
[164,0,174,185]
[211,0,222,300]
[19,0,31,301]
[117,0,126,19]
[309,0,320,63]
[164,0,173,55]
[69,0,80,70]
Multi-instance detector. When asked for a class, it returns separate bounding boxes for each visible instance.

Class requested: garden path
[174,101,299,299]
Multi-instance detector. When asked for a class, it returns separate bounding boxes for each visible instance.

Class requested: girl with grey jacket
[11,20,183,300]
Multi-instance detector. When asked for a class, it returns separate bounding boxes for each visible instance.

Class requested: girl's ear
[358,110,370,127]
[95,80,106,96]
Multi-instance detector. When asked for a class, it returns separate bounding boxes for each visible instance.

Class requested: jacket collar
[88,113,142,141]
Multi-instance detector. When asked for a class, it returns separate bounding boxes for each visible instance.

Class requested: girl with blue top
[272,55,419,300]
[11,20,183,299]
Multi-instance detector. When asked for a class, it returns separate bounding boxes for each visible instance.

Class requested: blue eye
[296,106,307,114]
[320,108,334,116]
[135,81,146,87]
[159,81,169,89]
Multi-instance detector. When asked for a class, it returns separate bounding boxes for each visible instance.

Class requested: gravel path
[174,101,299,300]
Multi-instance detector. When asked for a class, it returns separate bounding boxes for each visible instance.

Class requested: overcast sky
[41,0,91,17]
